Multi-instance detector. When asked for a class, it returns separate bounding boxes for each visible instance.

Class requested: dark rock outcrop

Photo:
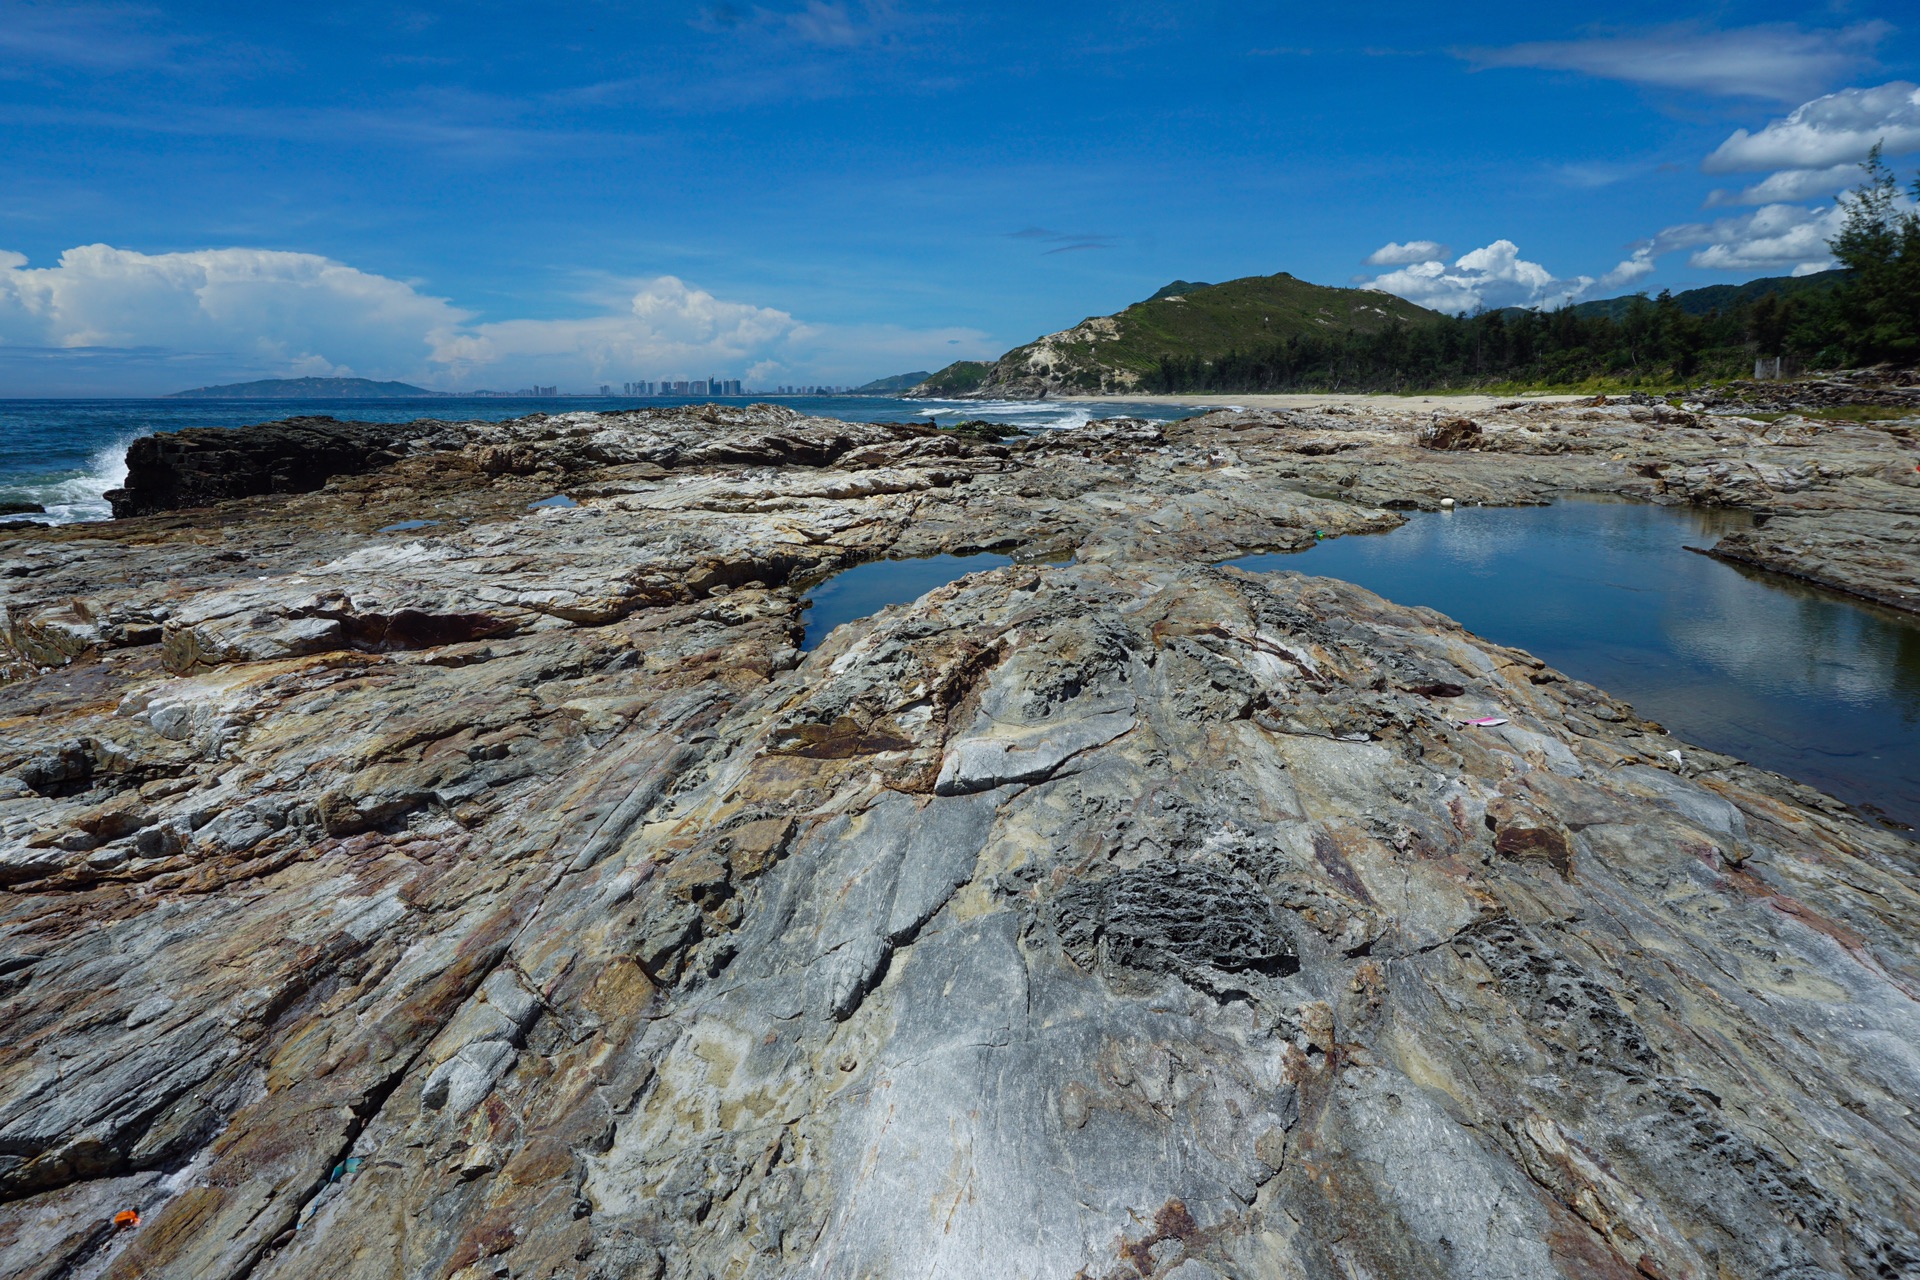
[104,416,456,518]
[1417,415,1481,450]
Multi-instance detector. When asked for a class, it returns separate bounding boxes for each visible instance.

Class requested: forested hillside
[1151,152,1920,393]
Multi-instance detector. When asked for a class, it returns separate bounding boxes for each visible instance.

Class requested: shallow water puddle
[528,494,579,509]
[799,552,1014,651]
[1226,495,1920,833]
[378,519,440,533]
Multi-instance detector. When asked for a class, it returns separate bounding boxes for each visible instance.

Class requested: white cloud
[1704,81,1920,172]
[1387,80,1912,304]
[1596,248,1657,290]
[0,244,989,393]
[1360,240,1593,313]
[1625,203,1851,276]
[1471,23,1890,103]
[1578,83,1919,280]
[1705,162,1861,207]
[1679,205,1847,273]
[0,244,465,366]
[1363,240,1450,266]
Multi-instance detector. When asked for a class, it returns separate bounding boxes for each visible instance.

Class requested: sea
[0,394,1201,525]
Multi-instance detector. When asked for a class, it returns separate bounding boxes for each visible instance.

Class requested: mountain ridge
[907,272,1440,398]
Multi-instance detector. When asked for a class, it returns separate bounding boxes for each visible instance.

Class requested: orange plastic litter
[113,1210,140,1228]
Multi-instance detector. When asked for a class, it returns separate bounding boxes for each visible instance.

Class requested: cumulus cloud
[0,245,465,371]
[1605,83,1916,270]
[1705,81,1920,172]
[1363,240,1450,266]
[1647,204,1848,273]
[1595,249,1657,291]
[1378,81,1912,303]
[1360,240,1593,314]
[0,244,986,394]
[1470,22,1889,103]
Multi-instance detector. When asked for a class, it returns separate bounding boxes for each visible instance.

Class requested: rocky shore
[3,400,1919,1279]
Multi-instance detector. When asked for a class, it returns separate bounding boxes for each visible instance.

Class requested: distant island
[168,376,445,399]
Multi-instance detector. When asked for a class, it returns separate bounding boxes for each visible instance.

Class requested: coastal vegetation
[1153,154,1918,394]
[848,370,931,394]
[909,360,992,394]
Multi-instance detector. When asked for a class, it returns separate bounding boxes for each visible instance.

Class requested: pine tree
[1828,144,1920,365]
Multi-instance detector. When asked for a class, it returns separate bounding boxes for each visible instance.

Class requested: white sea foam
[1,436,135,525]
[911,399,1105,432]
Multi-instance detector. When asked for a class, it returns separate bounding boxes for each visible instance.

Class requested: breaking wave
[911,399,1184,432]
[1,435,136,525]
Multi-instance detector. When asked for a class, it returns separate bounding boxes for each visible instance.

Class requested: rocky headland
[3,399,1919,1279]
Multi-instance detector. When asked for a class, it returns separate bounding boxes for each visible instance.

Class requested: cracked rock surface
[2,401,1918,1279]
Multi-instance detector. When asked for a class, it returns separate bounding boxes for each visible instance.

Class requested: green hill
[906,361,992,396]
[848,371,932,394]
[1564,270,1848,322]
[169,376,442,399]
[913,273,1441,398]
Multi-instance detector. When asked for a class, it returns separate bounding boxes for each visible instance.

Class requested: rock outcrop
[105,416,467,518]
[3,400,1919,1279]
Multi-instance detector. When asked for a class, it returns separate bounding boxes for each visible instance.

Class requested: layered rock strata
[2,401,1918,1280]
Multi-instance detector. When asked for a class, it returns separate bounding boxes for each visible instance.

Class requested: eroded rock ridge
[2,400,1918,1279]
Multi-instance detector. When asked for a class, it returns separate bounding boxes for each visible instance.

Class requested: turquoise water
[0,395,1199,524]
[800,553,1015,651]
[1228,496,1920,834]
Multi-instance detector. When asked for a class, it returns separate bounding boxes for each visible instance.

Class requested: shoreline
[1046,390,1592,413]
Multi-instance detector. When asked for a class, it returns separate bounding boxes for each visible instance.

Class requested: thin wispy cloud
[1009,227,1115,254]
[1467,22,1890,102]
[0,2,180,72]
[0,90,617,164]
[1551,161,1642,190]
[695,1,907,51]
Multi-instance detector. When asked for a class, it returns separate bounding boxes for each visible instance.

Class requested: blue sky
[1,1,1916,394]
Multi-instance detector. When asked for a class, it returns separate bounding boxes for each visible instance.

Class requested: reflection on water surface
[1226,495,1920,834]
[799,552,1014,651]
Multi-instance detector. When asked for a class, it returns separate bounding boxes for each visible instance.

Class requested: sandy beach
[1053,390,1593,413]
